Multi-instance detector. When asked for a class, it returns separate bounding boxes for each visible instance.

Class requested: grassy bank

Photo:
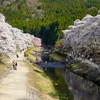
[24,47,43,62]
[25,61,73,100]
[0,57,12,79]
[24,48,36,61]
[26,62,58,100]
[25,47,58,99]
[50,53,65,62]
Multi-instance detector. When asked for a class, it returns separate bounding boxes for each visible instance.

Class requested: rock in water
[62,14,100,53]
[0,14,41,56]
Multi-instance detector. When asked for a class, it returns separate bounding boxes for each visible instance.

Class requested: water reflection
[34,49,100,100]
[63,68,100,100]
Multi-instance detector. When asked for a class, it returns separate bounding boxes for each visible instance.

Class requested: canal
[34,48,100,100]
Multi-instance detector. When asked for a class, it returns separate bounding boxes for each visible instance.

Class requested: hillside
[0,0,100,45]
[0,0,44,18]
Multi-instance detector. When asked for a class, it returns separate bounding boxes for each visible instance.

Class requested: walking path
[67,53,99,68]
[0,51,38,100]
[77,58,99,68]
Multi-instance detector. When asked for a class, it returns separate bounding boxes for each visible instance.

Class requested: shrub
[0,57,3,62]
[54,41,63,48]
[55,51,66,57]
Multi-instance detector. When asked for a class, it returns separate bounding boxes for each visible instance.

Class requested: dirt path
[0,51,37,100]
[77,58,99,68]
[67,53,99,68]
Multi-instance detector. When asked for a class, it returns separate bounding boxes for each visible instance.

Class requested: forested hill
[0,0,100,45]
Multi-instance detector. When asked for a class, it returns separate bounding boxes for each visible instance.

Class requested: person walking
[16,54,19,58]
[90,58,93,63]
[41,59,43,63]
[15,61,17,70]
[76,52,80,57]
[78,53,80,57]
[66,58,68,63]
[45,61,47,64]
[12,60,15,70]
[87,55,90,60]
[82,55,85,60]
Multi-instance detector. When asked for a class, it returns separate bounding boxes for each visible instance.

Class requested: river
[63,68,100,100]
[34,48,100,100]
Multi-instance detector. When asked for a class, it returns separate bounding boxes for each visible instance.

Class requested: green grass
[55,51,66,57]
[50,53,65,62]
[25,61,58,100]
[24,47,43,62]
[0,57,12,79]
[24,48,36,61]
[26,61,73,100]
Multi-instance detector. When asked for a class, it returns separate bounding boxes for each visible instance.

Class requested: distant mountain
[0,0,44,18]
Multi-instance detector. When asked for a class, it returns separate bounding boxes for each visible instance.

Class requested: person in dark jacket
[16,54,19,58]
[15,61,17,70]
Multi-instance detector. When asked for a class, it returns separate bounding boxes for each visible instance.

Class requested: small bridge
[39,62,65,68]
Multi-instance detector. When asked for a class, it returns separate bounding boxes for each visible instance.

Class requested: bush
[55,51,66,57]
[0,57,3,62]
[54,41,63,48]
[24,48,32,57]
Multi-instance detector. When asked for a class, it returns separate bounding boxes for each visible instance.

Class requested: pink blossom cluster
[33,37,41,47]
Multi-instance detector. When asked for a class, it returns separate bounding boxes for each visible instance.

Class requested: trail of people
[0,51,34,100]
[77,58,99,68]
[67,53,99,68]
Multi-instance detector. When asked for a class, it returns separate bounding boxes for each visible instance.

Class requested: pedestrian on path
[87,55,90,60]
[41,59,43,63]
[45,61,47,64]
[77,53,80,57]
[93,57,96,63]
[16,54,19,58]
[90,58,93,63]
[82,55,85,60]
[66,58,68,63]
[78,53,80,57]
[12,60,15,70]
[15,61,17,70]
